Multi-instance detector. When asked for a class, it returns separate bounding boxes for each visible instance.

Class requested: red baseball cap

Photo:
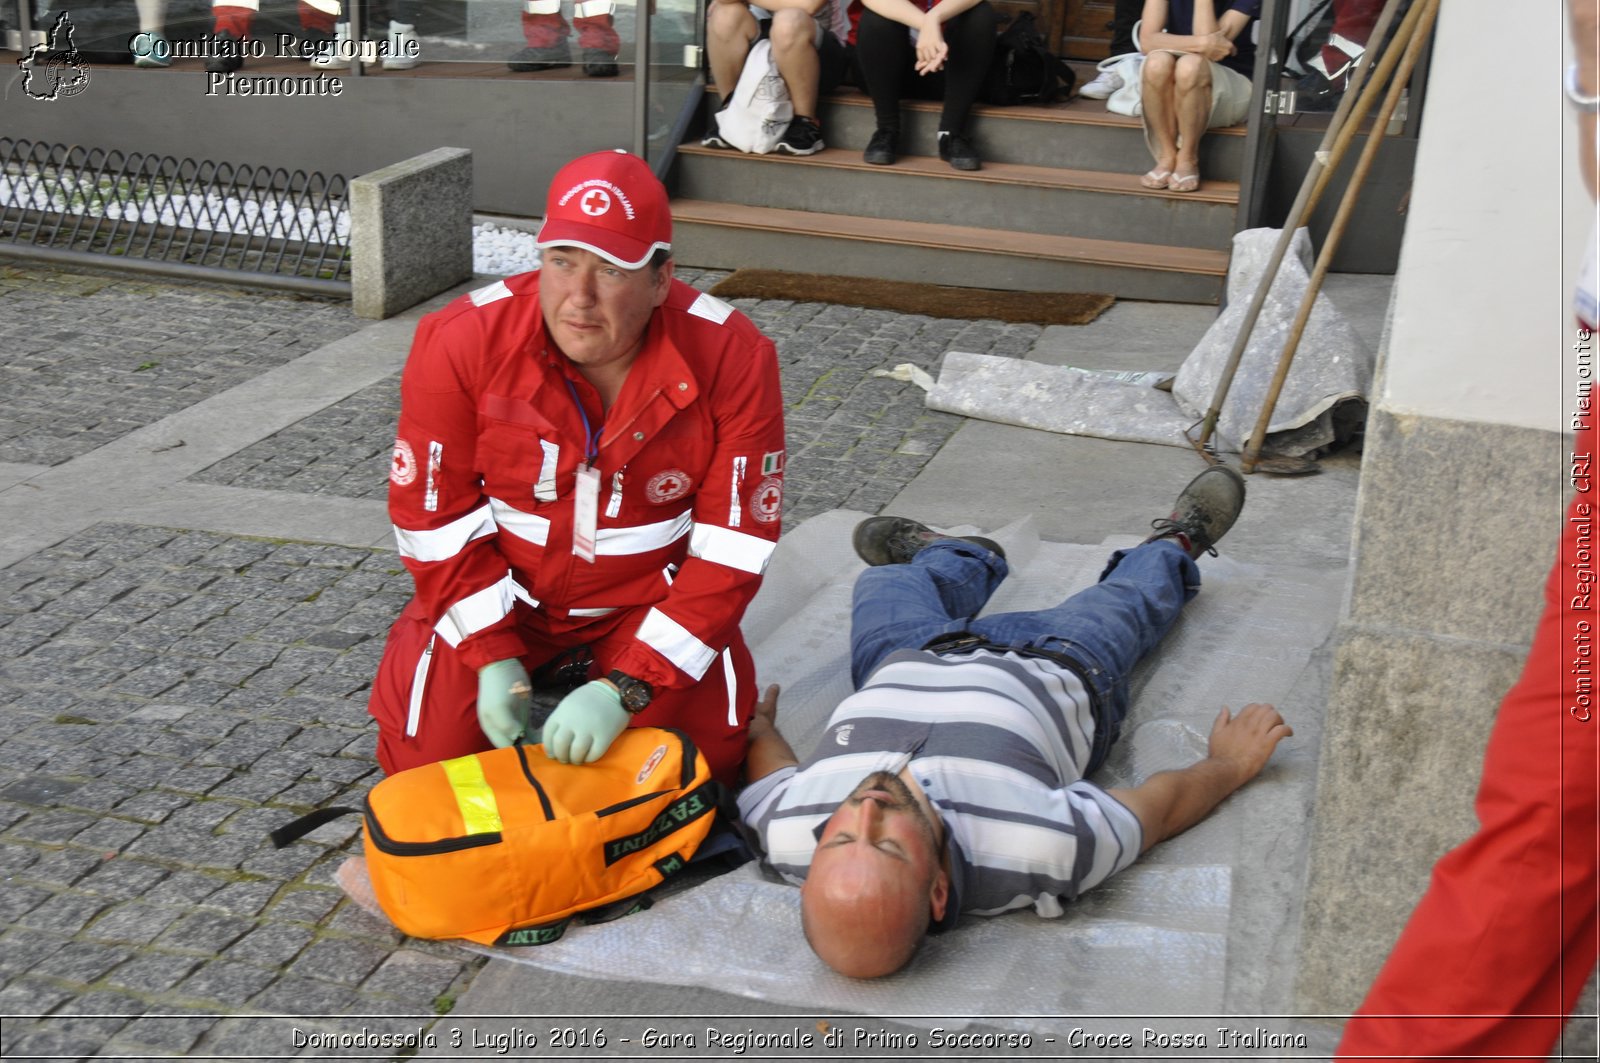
[535,150,672,270]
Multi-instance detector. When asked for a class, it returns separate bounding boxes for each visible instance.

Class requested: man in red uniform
[368,150,786,786]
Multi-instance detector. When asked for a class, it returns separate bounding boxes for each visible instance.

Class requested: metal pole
[632,0,652,159]
[1239,0,1439,473]
[1193,0,1411,453]
[347,0,363,79]
[0,245,352,298]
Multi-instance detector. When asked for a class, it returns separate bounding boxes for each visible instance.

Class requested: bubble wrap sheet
[338,511,1343,1023]
[925,228,1373,457]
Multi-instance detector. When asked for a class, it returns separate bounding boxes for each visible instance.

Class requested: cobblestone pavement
[0,265,1039,1059]
[0,266,364,468]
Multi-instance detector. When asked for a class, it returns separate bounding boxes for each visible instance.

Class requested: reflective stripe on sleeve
[573,0,612,15]
[435,573,519,647]
[215,0,260,10]
[689,524,776,575]
[302,0,340,14]
[394,503,496,562]
[596,510,692,555]
[534,440,559,502]
[523,0,561,12]
[688,291,735,325]
[469,279,512,306]
[636,608,717,679]
[722,648,737,726]
[441,754,504,835]
[489,498,552,547]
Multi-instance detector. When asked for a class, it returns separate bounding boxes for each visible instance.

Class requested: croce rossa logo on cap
[559,179,636,222]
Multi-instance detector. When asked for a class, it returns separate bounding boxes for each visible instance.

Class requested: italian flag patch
[761,450,785,475]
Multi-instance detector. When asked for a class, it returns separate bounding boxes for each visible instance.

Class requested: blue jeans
[849,538,1200,763]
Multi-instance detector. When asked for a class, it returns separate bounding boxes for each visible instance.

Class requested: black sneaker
[938,131,981,171]
[205,30,245,73]
[582,47,618,77]
[863,127,898,166]
[507,43,571,71]
[700,109,732,149]
[852,516,1005,567]
[776,115,824,156]
[1147,465,1246,558]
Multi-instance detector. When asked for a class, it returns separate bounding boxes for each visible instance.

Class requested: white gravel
[472,221,541,276]
[1,172,546,277]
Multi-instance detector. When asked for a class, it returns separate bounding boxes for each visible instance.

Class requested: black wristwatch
[606,670,654,714]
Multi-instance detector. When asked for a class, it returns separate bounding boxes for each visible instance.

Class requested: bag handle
[269,806,361,848]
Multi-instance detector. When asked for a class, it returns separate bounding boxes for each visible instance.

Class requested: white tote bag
[1103,17,1144,116]
[716,39,793,154]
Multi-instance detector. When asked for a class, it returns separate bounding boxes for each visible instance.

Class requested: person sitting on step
[851,0,997,171]
[702,0,853,156]
[1134,0,1260,193]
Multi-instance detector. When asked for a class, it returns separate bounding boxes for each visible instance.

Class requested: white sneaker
[382,21,419,70]
[1079,66,1124,100]
[311,22,352,69]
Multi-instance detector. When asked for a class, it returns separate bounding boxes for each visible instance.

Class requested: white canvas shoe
[1079,66,1124,99]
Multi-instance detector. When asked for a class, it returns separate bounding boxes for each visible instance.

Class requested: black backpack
[980,12,1076,106]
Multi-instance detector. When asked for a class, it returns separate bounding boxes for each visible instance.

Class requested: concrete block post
[350,147,474,320]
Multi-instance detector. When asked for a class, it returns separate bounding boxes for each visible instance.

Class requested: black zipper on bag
[594,790,670,818]
[514,742,556,820]
[362,796,503,856]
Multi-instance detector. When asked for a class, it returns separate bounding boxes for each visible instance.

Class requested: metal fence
[0,137,352,296]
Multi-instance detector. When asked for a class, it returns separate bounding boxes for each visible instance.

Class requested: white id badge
[573,463,600,563]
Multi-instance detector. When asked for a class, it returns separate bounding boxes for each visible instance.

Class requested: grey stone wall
[1295,407,1566,1011]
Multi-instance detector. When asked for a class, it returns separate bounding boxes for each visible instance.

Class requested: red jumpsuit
[1336,429,1600,1056]
[369,273,786,785]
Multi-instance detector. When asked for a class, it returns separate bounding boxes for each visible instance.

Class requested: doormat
[709,269,1114,325]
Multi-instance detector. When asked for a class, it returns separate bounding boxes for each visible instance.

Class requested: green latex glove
[476,658,532,748]
[543,679,631,764]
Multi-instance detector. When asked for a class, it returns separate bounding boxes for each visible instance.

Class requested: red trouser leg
[1336,494,1600,1060]
[212,3,254,37]
[368,604,494,775]
[520,11,570,49]
[573,12,619,53]
[296,0,337,37]
[369,601,756,785]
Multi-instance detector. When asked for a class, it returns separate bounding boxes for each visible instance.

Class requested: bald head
[799,771,950,979]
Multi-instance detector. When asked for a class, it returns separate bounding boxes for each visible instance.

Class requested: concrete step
[811,89,1248,180]
[676,145,1240,251]
[670,199,1228,304]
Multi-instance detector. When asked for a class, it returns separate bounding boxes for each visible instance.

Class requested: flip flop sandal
[1139,168,1174,189]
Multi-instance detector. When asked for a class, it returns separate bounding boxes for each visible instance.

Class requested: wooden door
[1058,0,1118,60]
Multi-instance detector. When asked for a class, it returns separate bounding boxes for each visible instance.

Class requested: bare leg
[706,0,758,100]
[1169,54,1212,191]
[769,8,821,117]
[1140,50,1179,185]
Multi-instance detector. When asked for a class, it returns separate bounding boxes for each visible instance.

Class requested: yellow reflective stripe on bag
[441,754,503,835]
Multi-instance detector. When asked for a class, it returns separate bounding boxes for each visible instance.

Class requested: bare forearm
[862,0,931,30]
[927,0,983,25]
[1139,4,1248,54]
[744,717,798,781]
[1110,757,1250,854]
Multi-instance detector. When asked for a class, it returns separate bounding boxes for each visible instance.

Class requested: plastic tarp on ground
[926,229,1374,458]
[339,510,1344,1023]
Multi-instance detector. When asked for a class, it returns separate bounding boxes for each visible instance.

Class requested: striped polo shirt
[737,648,1144,925]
